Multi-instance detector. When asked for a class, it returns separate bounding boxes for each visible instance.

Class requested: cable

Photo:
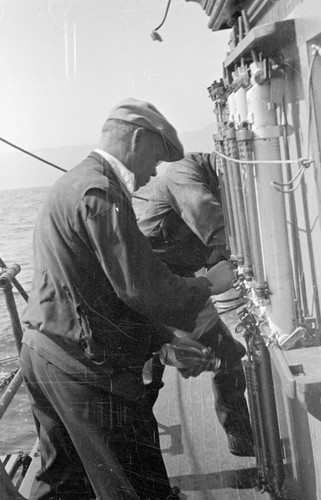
[151,0,172,41]
[271,160,312,194]
[271,169,305,193]
[272,163,306,186]
[154,0,172,31]
[0,136,148,201]
[0,136,67,172]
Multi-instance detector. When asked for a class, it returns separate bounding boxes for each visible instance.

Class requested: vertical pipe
[238,15,243,43]
[281,100,308,322]
[0,265,24,354]
[223,122,244,265]
[2,286,23,354]
[247,83,296,335]
[237,127,267,290]
[239,308,285,496]
[243,359,268,476]
[256,338,285,495]
[226,124,252,274]
[241,9,250,33]
[214,136,237,257]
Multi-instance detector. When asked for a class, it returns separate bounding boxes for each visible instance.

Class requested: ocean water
[0,186,49,455]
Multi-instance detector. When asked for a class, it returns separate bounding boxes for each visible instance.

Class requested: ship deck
[154,311,271,500]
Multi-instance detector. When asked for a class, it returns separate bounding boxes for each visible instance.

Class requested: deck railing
[0,259,31,499]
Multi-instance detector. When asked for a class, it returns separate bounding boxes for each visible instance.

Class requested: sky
[0,0,230,189]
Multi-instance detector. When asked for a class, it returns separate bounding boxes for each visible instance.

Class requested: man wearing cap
[134,152,254,458]
[20,99,235,500]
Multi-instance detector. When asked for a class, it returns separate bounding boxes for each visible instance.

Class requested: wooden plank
[0,458,25,499]
[19,439,40,499]
[4,453,21,477]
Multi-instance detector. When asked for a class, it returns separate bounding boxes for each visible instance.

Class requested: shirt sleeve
[165,159,226,247]
[83,187,211,332]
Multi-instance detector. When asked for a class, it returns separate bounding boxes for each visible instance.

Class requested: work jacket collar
[94,149,135,199]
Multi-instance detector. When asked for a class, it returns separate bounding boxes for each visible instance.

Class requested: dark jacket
[134,152,227,276]
[22,152,210,373]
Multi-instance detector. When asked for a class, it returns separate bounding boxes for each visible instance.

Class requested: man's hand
[205,260,236,295]
[159,336,219,378]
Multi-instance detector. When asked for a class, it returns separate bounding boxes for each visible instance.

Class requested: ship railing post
[0,264,25,354]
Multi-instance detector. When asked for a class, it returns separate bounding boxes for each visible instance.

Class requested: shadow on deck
[154,309,271,500]
[155,366,270,500]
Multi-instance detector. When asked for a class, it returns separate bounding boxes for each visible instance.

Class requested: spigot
[254,282,271,305]
[278,326,307,351]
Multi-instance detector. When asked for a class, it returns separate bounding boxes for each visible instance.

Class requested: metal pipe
[212,93,239,260]
[243,358,268,478]
[214,137,237,257]
[0,257,28,302]
[223,124,244,265]
[0,369,23,420]
[0,264,21,288]
[237,126,266,288]
[281,99,308,322]
[255,337,285,495]
[226,123,253,274]
[299,178,321,342]
[237,15,243,43]
[0,265,24,354]
[241,9,250,33]
[247,82,296,335]
[239,308,285,497]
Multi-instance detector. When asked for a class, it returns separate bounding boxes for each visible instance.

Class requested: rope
[212,146,306,166]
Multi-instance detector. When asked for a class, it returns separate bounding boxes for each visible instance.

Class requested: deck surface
[154,310,271,500]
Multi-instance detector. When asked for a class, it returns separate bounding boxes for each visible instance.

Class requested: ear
[131,127,146,151]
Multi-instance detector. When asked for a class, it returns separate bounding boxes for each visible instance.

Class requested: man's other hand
[205,260,236,295]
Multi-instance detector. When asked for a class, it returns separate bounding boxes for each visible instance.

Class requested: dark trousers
[145,318,252,439]
[20,344,173,500]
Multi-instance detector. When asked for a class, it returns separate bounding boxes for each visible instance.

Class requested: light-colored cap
[105,97,184,162]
